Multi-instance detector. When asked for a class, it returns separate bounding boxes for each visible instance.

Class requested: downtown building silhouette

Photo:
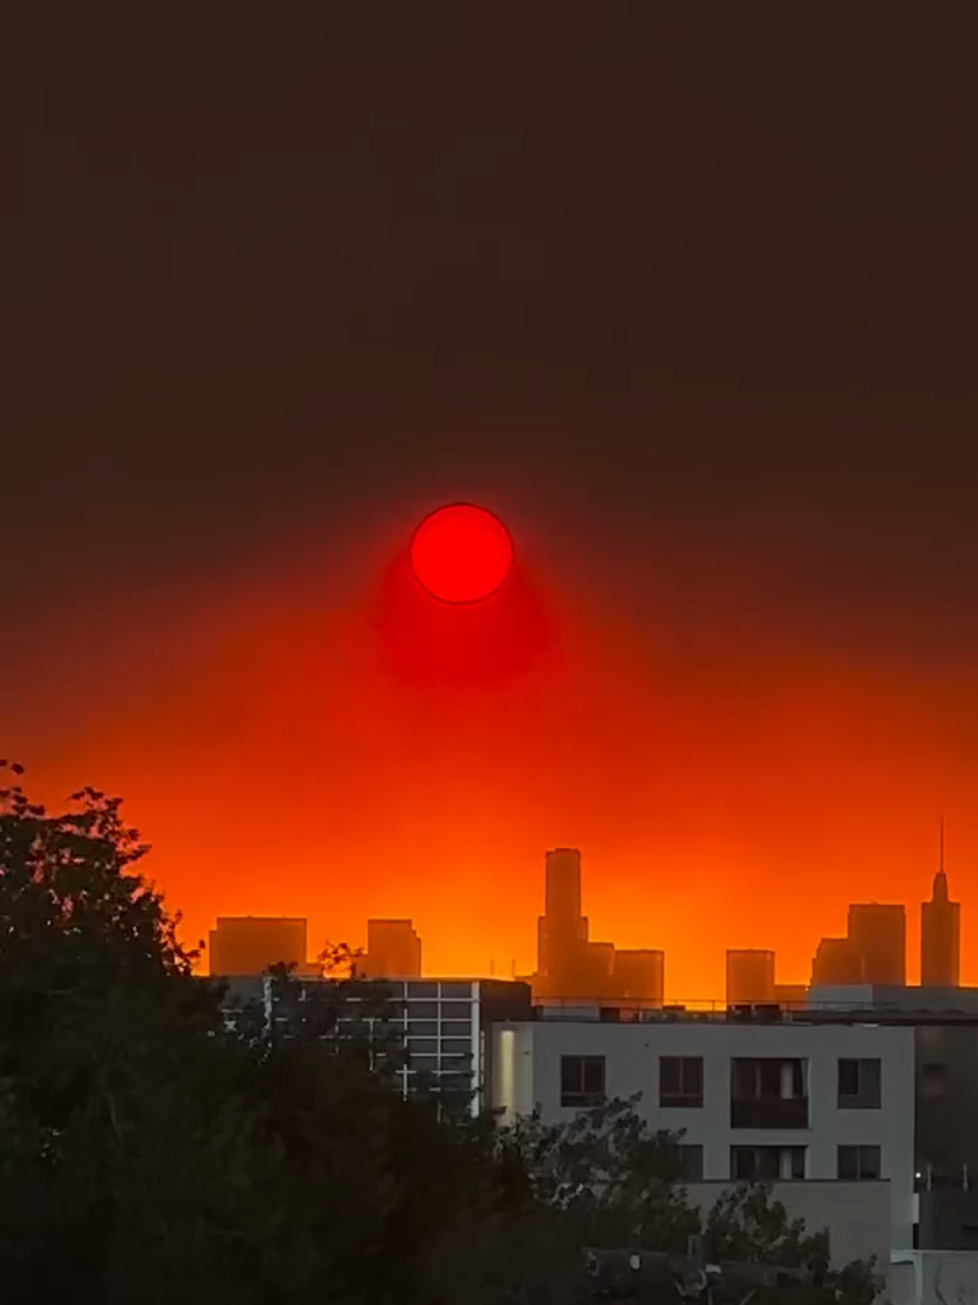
[533,847,664,1004]
[809,827,961,991]
[209,915,312,977]
[809,903,906,987]
[921,825,961,987]
[361,918,422,979]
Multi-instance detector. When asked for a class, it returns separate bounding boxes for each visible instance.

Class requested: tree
[0,765,884,1304]
[705,1182,882,1305]
[499,1092,701,1253]
[705,1181,830,1271]
[0,765,551,1304]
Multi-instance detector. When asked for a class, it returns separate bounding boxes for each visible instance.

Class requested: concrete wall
[890,1252,978,1305]
[919,1189,978,1253]
[491,1018,916,1252]
[686,1179,891,1273]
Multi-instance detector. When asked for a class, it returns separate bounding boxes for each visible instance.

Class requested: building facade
[808,984,978,1197]
[491,1010,915,1252]
[221,974,531,1116]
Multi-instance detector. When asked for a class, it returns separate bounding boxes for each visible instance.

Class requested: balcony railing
[730,1097,809,1130]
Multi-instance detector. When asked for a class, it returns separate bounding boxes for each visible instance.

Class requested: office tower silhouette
[811,936,864,985]
[537,848,590,996]
[847,903,906,985]
[614,949,665,1003]
[921,821,961,987]
[363,919,422,978]
[726,949,776,1006]
[209,916,308,977]
[533,848,665,1003]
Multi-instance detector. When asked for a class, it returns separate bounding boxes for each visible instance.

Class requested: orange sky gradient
[8,493,977,1001]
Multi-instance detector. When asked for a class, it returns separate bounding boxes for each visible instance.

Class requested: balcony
[730,1096,809,1129]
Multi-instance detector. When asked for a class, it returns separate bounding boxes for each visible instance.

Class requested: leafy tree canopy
[0,765,883,1305]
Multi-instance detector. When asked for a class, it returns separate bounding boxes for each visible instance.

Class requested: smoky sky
[5,4,978,688]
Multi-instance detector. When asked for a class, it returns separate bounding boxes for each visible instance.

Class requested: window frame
[731,1145,806,1182]
[837,1057,882,1109]
[659,1055,704,1108]
[560,1054,607,1108]
[837,1144,882,1181]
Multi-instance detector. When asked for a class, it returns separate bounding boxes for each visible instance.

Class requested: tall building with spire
[921,819,961,987]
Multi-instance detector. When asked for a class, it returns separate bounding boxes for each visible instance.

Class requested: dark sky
[7,5,977,626]
[5,6,978,989]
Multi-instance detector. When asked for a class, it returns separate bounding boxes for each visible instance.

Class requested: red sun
[410,504,514,604]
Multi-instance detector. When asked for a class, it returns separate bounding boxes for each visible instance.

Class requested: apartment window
[730,1058,808,1129]
[921,1063,947,1098]
[680,1144,704,1181]
[838,1058,881,1109]
[731,1146,805,1182]
[561,1055,606,1107]
[660,1056,704,1108]
[838,1145,881,1181]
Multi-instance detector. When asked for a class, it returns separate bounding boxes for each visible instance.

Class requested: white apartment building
[491,1012,916,1256]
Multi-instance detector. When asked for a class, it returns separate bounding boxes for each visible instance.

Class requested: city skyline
[208,835,962,1000]
[7,9,978,1005]
[6,6,978,1294]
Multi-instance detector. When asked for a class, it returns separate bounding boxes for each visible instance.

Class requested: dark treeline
[0,766,880,1304]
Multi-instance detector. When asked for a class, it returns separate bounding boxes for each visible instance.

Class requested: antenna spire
[933,818,950,903]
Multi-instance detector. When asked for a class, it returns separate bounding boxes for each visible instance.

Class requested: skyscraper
[847,903,906,986]
[209,916,308,977]
[536,848,589,995]
[614,949,665,1004]
[921,822,961,987]
[363,919,422,978]
[811,937,863,986]
[726,949,776,1006]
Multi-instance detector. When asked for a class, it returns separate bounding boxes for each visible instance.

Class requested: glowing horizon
[10,501,978,1003]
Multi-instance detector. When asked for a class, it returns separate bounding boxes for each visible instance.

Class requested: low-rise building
[221,974,531,1116]
[810,985,978,1202]
[491,1005,916,1266]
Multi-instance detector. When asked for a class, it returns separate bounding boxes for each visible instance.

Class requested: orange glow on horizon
[10,502,978,1001]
